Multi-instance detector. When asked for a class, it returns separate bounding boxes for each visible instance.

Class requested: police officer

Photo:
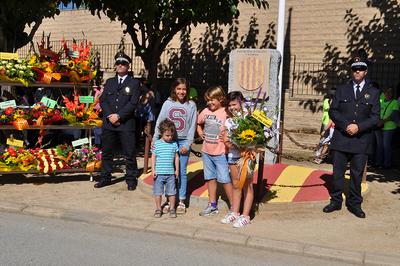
[94,52,141,190]
[323,56,380,218]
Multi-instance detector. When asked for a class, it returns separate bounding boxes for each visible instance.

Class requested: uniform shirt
[197,107,227,156]
[117,74,128,84]
[153,139,179,174]
[353,80,365,98]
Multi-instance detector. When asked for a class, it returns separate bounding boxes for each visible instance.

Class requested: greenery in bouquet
[27,34,98,84]
[0,107,32,130]
[62,93,102,126]
[62,39,98,83]
[0,147,36,171]
[0,59,35,86]
[0,107,17,124]
[30,103,64,125]
[228,95,277,150]
[70,146,102,169]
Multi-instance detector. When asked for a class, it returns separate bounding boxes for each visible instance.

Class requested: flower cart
[0,40,102,180]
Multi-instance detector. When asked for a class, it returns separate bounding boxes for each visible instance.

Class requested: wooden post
[143,121,152,174]
[256,151,265,203]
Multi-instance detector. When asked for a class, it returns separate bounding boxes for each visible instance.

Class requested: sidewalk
[0,154,399,265]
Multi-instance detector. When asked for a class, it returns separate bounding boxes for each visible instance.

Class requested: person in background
[321,88,336,134]
[375,87,399,169]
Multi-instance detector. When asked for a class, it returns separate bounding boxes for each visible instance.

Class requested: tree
[78,0,268,86]
[0,0,71,52]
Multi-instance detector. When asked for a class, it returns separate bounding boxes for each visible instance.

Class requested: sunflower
[67,60,76,70]
[239,129,256,142]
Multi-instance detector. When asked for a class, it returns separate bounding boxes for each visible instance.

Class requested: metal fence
[290,55,400,98]
[18,41,400,97]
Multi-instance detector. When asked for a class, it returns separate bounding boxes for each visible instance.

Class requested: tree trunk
[141,50,162,91]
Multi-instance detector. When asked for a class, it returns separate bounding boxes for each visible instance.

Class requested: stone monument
[228,49,281,164]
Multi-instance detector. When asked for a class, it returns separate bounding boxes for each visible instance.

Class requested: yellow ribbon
[86,160,101,172]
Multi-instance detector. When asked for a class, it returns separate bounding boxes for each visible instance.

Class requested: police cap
[350,56,368,71]
[114,52,132,65]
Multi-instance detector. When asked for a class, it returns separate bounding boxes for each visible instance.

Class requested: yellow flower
[240,129,256,141]
[67,60,76,70]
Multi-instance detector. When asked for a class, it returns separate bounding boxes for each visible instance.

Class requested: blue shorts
[227,155,241,165]
[153,174,176,196]
[202,153,231,184]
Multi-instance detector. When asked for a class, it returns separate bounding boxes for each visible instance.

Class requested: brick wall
[23,1,398,157]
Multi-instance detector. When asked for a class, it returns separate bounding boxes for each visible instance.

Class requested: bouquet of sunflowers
[27,34,98,84]
[228,95,276,149]
[226,90,278,189]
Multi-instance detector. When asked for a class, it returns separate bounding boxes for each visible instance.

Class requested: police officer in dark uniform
[94,52,141,190]
[323,56,380,218]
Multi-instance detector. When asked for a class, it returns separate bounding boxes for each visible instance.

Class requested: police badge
[364,93,370,100]
[124,87,131,94]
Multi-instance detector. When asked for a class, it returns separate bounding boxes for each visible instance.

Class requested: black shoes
[94,179,111,188]
[323,202,342,213]
[127,181,137,191]
[323,202,366,218]
[347,206,366,218]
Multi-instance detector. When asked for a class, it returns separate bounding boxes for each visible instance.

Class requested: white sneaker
[161,202,170,214]
[176,202,186,215]
[220,211,238,224]
[233,215,250,228]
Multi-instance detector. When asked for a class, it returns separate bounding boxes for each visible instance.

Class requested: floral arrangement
[226,90,278,189]
[228,95,276,149]
[0,59,35,86]
[34,148,71,174]
[26,34,98,84]
[31,103,64,125]
[0,147,36,171]
[70,145,102,171]
[0,105,65,130]
[62,39,97,83]
[62,93,102,126]
[0,144,101,173]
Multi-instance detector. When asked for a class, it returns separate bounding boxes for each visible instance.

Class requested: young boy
[152,119,180,218]
[197,86,233,216]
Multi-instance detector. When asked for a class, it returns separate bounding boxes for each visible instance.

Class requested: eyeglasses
[115,60,129,66]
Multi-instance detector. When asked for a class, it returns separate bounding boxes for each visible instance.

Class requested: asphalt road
[0,212,356,266]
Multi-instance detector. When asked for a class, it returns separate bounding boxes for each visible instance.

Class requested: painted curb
[1,202,399,266]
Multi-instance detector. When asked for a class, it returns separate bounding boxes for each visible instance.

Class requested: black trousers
[100,129,139,185]
[330,150,367,208]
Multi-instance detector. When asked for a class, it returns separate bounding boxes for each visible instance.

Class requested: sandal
[153,209,162,218]
[169,209,177,218]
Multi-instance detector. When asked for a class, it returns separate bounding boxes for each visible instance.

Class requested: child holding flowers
[220,91,254,228]
[197,86,233,216]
